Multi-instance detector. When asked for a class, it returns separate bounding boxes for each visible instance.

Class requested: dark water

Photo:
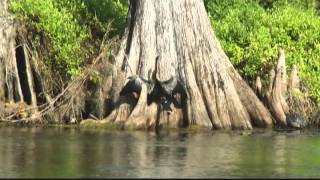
[0,127,320,178]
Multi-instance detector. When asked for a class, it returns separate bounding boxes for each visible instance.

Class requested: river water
[0,127,320,178]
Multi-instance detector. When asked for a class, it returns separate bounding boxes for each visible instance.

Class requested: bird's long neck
[148,56,159,82]
[154,56,159,81]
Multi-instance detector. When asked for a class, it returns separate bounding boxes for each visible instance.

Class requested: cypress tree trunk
[0,0,39,120]
[0,0,23,102]
[104,0,273,130]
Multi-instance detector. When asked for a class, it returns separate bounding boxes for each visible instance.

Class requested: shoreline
[0,120,318,134]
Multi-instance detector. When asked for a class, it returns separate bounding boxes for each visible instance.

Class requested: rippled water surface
[0,127,320,178]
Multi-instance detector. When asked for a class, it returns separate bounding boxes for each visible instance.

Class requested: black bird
[150,75,188,112]
[159,76,187,96]
[119,56,188,112]
[119,75,142,99]
[119,70,157,100]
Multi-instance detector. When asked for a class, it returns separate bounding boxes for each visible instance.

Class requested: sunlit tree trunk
[0,0,24,103]
[0,0,38,120]
[103,0,274,130]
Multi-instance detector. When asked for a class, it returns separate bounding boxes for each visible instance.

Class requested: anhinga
[119,56,188,113]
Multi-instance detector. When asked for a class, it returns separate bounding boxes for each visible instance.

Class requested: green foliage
[9,0,320,104]
[9,0,128,77]
[207,0,320,103]
[10,0,90,76]
[83,0,128,36]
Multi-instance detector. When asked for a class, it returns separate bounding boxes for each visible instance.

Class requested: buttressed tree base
[103,0,274,130]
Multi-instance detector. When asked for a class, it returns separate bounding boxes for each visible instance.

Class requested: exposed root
[105,96,135,125]
[0,40,111,124]
[266,49,289,126]
[94,77,186,130]
[256,49,315,128]
[158,105,184,129]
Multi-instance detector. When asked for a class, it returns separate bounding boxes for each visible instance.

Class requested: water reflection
[0,127,320,178]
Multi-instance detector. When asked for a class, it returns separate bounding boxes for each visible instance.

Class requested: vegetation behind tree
[8,0,320,105]
[9,0,128,77]
[206,0,320,104]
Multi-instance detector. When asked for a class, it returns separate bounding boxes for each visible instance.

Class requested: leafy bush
[207,0,320,104]
[10,0,90,76]
[10,0,320,105]
[9,0,128,77]
[83,0,128,36]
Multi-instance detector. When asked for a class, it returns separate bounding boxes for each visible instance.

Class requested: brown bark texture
[266,50,289,126]
[0,0,38,120]
[262,49,306,127]
[103,0,273,130]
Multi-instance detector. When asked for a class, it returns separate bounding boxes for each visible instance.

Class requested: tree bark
[0,0,24,103]
[0,1,39,121]
[255,76,262,98]
[288,64,299,92]
[266,50,289,126]
[102,0,273,130]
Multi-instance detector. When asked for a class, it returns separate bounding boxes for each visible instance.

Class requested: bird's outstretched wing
[173,79,187,97]
[159,76,177,96]
[171,79,187,107]
[119,76,142,96]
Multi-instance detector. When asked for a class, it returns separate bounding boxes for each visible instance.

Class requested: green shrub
[10,0,90,76]
[83,0,128,36]
[207,0,320,104]
[9,0,128,77]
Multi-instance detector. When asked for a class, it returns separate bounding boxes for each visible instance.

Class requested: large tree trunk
[103,0,274,130]
[101,0,274,130]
